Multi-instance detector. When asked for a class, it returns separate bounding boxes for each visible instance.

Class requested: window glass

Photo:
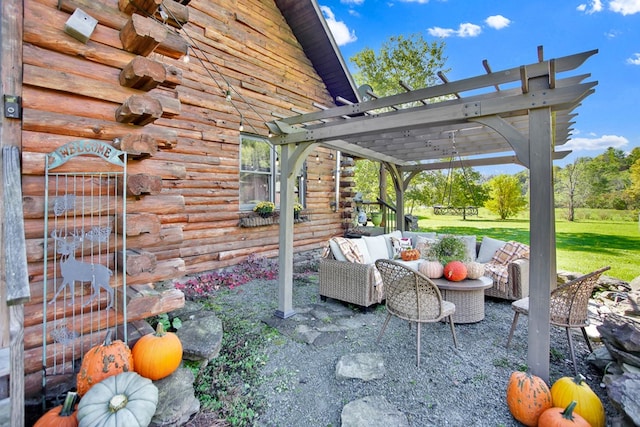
[239,134,307,211]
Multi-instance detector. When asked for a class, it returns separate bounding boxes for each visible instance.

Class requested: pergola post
[275,142,315,318]
[527,78,557,381]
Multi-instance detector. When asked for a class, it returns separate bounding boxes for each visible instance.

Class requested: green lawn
[411,207,640,282]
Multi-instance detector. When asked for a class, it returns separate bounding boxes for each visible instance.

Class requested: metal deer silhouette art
[50,229,114,310]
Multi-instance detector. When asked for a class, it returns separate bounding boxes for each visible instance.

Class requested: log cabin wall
[19,0,354,398]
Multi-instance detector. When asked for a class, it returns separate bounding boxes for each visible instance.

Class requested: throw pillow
[389,236,403,259]
[415,236,438,259]
[456,235,477,262]
[328,237,369,263]
[490,241,530,266]
[352,238,373,264]
[403,231,437,247]
[477,236,507,263]
[363,235,390,261]
[383,230,403,258]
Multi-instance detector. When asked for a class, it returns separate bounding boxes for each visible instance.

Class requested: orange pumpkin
[33,391,78,427]
[506,371,553,427]
[400,249,420,261]
[132,322,183,380]
[538,401,591,427]
[443,261,467,281]
[76,330,134,396]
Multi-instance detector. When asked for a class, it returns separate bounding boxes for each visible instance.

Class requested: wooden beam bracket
[115,94,163,126]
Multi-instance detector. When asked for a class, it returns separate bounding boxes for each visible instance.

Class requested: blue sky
[318,0,640,173]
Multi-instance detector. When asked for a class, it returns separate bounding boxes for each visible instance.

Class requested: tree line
[355,146,640,220]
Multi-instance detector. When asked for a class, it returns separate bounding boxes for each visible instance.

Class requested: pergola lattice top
[266,49,597,171]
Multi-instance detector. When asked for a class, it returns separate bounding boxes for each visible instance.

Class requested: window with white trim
[239,134,306,211]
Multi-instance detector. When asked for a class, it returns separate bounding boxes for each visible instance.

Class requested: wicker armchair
[375,259,458,367]
[319,251,382,308]
[506,266,610,374]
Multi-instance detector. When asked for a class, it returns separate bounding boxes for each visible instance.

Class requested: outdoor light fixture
[315,153,320,163]
[158,5,168,22]
[182,50,190,63]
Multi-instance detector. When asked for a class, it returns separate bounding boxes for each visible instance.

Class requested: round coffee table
[430,276,493,323]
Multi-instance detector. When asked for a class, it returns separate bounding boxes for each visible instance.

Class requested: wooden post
[276,142,314,318]
[527,77,556,382]
[1,0,26,423]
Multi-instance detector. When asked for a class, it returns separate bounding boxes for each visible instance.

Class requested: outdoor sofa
[319,231,530,308]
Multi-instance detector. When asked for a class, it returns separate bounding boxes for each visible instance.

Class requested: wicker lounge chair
[506,266,610,375]
[375,259,458,367]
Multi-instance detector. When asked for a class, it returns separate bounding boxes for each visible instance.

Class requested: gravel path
[211,274,616,427]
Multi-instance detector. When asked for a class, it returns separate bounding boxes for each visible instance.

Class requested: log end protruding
[115,95,163,126]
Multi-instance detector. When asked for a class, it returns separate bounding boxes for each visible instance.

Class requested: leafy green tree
[350,34,449,98]
[436,167,488,208]
[354,159,383,202]
[485,174,527,220]
[555,157,589,221]
[583,147,630,209]
[625,158,640,209]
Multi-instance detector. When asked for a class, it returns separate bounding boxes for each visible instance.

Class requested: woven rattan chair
[375,259,458,367]
[506,266,610,375]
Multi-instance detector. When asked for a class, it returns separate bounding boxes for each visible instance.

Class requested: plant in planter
[253,201,275,218]
[370,211,382,227]
[428,236,468,265]
[293,202,303,219]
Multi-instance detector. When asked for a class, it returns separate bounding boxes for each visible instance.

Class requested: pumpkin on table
[76,330,134,396]
[538,401,591,427]
[443,260,467,281]
[550,374,605,427]
[506,371,553,427]
[464,261,485,280]
[419,260,443,279]
[77,371,158,427]
[400,249,420,261]
[132,322,183,380]
[33,391,78,427]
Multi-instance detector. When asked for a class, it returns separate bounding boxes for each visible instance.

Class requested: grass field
[410,207,640,282]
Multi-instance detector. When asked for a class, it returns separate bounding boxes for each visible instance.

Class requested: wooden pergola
[267,48,598,381]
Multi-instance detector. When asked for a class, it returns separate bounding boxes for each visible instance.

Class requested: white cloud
[341,0,364,5]
[609,0,640,15]
[577,0,603,13]
[563,134,629,152]
[398,0,430,3]
[427,22,482,38]
[627,53,640,64]
[458,22,482,37]
[485,15,511,30]
[427,26,455,37]
[320,6,357,46]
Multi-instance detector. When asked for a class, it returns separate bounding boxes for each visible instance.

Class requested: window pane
[240,137,271,172]
[240,172,270,205]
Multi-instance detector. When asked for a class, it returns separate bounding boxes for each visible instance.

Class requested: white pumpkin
[419,260,444,279]
[77,372,158,427]
[465,261,485,280]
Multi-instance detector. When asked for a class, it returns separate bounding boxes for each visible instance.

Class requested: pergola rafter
[268,49,598,382]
